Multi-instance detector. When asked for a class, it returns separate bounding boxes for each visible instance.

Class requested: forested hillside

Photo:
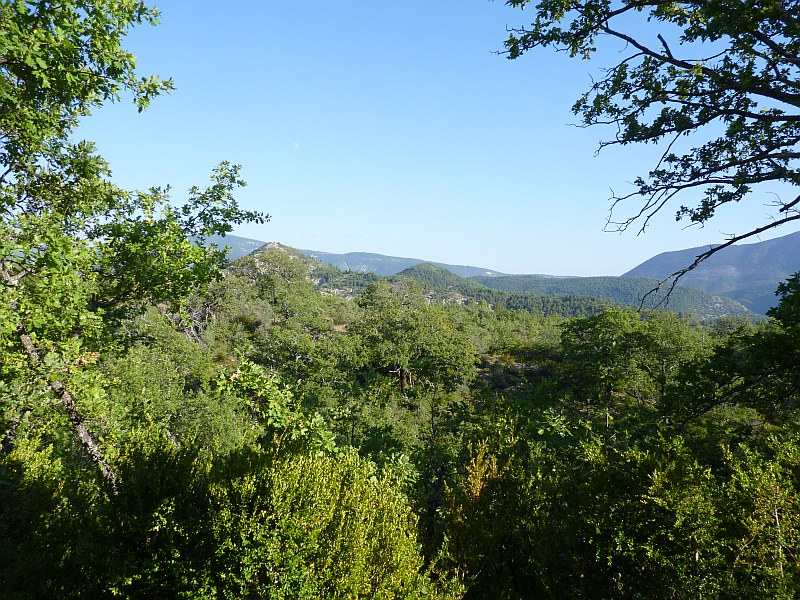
[624,231,800,314]
[230,248,757,322]
[204,237,768,319]
[6,237,800,598]
[4,2,800,599]
[465,272,754,321]
[263,244,760,321]
[393,262,615,317]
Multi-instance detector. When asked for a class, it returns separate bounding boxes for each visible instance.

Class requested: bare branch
[0,264,31,287]
[656,34,673,60]
[641,212,800,309]
[598,23,800,109]
[1,266,118,492]
[13,320,119,492]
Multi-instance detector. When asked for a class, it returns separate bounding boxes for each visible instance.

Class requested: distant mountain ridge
[469,273,753,321]
[624,231,800,313]
[199,234,507,277]
[299,249,506,278]
[239,244,756,321]
[202,231,796,316]
[199,234,266,260]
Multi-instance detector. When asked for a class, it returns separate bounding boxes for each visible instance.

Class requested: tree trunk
[399,367,409,401]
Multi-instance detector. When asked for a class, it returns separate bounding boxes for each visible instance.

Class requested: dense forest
[295,251,752,321]
[4,239,800,598]
[3,1,800,598]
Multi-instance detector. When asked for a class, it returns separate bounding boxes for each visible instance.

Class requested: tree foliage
[0,0,171,160]
[0,0,265,489]
[6,1,800,597]
[504,0,800,278]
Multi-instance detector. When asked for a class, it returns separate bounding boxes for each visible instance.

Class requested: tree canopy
[0,0,266,490]
[504,0,800,280]
[6,2,800,597]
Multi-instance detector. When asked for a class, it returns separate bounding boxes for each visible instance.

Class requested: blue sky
[77,1,800,276]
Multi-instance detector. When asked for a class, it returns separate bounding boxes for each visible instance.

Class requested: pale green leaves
[0,0,173,161]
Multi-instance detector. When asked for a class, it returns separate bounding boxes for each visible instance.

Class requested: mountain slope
[623,231,800,313]
[394,263,614,317]
[391,262,487,294]
[300,249,506,278]
[471,274,755,321]
[200,233,267,259]
[391,264,753,321]
[207,238,764,319]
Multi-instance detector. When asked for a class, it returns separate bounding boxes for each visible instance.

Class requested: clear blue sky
[77,0,800,276]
